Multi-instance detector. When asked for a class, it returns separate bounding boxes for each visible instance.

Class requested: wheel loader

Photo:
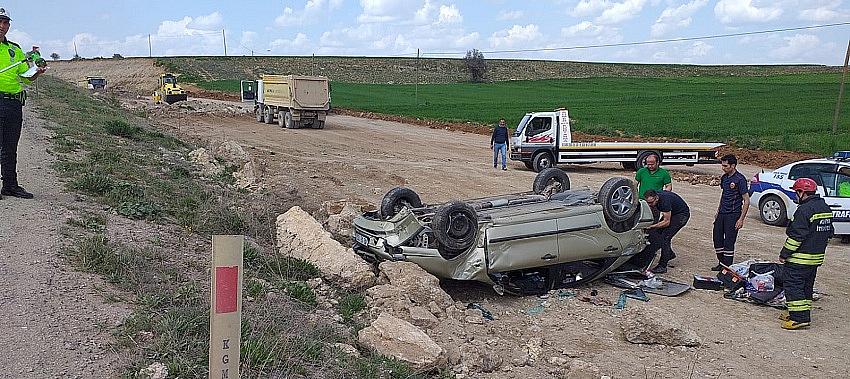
[152,73,188,104]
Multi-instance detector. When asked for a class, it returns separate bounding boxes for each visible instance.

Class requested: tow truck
[510,109,724,172]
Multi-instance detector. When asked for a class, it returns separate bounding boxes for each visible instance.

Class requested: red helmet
[790,178,818,192]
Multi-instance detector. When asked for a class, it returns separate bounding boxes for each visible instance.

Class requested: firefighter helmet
[790,177,818,192]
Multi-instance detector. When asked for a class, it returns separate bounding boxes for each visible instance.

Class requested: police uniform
[713,170,748,266]
[0,7,34,198]
[780,193,833,326]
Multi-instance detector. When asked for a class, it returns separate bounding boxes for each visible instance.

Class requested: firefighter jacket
[780,194,833,265]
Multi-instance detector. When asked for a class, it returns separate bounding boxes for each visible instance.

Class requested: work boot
[781,320,811,330]
[778,312,790,321]
[710,264,724,271]
[650,265,668,274]
[2,185,34,199]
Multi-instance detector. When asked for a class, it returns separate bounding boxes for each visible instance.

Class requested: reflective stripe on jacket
[780,195,833,266]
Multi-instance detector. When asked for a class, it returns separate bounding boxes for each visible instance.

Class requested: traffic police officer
[712,154,750,270]
[0,6,44,199]
[779,178,833,330]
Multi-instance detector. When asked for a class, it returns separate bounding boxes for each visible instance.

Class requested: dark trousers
[783,263,818,323]
[713,212,741,266]
[633,212,690,268]
[0,98,23,187]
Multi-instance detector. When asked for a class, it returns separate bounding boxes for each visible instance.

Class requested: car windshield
[512,115,531,137]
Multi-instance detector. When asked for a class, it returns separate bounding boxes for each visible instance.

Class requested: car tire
[533,168,571,196]
[255,107,264,123]
[432,201,479,256]
[524,161,534,170]
[598,177,639,225]
[532,152,554,172]
[635,151,661,170]
[380,187,423,219]
[759,195,788,226]
[621,161,636,171]
[264,107,275,124]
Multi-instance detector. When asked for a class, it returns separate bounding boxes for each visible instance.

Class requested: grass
[38,76,455,378]
[197,73,850,156]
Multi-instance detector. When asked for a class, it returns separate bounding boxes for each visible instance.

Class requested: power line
[423,21,850,56]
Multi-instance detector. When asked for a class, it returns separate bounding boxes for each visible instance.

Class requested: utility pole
[312,53,315,75]
[832,39,850,134]
[415,48,419,106]
[73,41,78,58]
[148,34,152,57]
[222,29,227,56]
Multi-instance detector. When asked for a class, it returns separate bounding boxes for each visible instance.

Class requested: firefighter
[778,178,833,330]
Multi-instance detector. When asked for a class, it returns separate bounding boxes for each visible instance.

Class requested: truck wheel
[432,201,479,257]
[533,168,571,196]
[315,120,325,129]
[759,195,788,226]
[532,152,554,172]
[380,187,423,219]
[598,177,639,227]
[264,107,275,125]
[524,161,534,170]
[635,151,661,170]
[255,107,264,123]
[621,162,636,171]
[285,112,296,129]
[278,111,286,128]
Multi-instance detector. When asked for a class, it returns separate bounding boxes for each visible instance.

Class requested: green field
[197,74,850,155]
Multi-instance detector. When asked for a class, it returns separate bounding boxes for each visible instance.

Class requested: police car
[749,152,850,236]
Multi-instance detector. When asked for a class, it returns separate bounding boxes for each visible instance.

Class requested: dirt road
[150,104,849,378]
[0,109,129,378]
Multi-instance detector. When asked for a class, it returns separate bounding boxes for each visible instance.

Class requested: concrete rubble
[357,312,445,369]
[276,206,376,289]
[619,308,702,347]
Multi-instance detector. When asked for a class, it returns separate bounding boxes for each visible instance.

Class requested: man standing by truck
[491,118,510,171]
[635,153,672,199]
[712,154,749,271]
[778,178,833,330]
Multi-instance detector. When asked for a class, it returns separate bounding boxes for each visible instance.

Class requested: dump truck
[248,75,330,129]
[153,73,188,104]
[79,76,107,90]
[511,109,724,172]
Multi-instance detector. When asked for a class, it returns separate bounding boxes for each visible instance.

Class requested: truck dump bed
[261,75,330,110]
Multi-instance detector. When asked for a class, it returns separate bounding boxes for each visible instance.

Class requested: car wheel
[532,152,554,172]
[432,201,479,256]
[380,187,423,219]
[255,107,264,123]
[759,195,788,226]
[621,161,636,171]
[524,161,534,170]
[598,177,639,224]
[635,151,661,170]
[533,168,571,196]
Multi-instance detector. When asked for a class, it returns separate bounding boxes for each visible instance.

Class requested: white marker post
[209,235,244,379]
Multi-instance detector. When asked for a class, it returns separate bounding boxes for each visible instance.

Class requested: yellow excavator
[152,73,188,104]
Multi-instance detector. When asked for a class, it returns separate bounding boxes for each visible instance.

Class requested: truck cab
[511,109,722,172]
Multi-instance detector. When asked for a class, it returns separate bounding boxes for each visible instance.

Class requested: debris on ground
[619,308,701,347]
[364,261,457,329]
[466,303,495,321]
[138,362,168,379]
[357,312,445,369]
[276,206,376,289]
[671,172,720,186]
[187,148,223,176]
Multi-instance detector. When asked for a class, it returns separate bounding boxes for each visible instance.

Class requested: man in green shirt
[635,153,672,199]
[0,7,45,199]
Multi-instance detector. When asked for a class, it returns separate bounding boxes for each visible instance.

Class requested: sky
[4,0,850,65]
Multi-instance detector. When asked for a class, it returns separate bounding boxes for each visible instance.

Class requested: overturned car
[352,169,654,295]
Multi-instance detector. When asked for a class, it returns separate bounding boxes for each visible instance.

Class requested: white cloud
[358,0,419,23]
[560,21,623,45]
[714,0,782,24]
[274,7,297,27]
[687,41,713,57]
[497,10,524,20]
[188,11,223,29]
[270,33,311,53]
[571,0,610,17]
[799,0,849,21]
[437,4,462,24]
[489,24,542,49]
[650,0,708,37]
[597,0,647,24]
[771,34,821,60]
[276,0,343,27]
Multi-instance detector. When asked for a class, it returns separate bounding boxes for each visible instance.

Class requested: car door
[555,208,622,262]
[486,219,559,272]
[823,165,850,235]
[787,162,835,198]
[523,116,555,145]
